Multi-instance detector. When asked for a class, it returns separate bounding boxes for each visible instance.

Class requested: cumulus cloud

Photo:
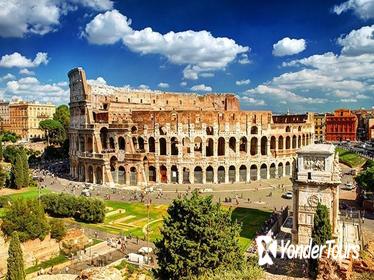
[19,68,35,75]
[272,37,306,57]
[87,77,107,85]
[0,0,114,38]
[338,24,374,55]
[239,96,265,106]
[238,53,251,64]
[3,76,69,103]
[138,84,149,90]
[0,73,16,82]
[0,52,49,68]
[158,82,169,88]
[83,10,249,80]
[333,0,374,19]
[180,81,187,87]
[236,79,250,86]
[190,84,212,92]
[200,73,215,78]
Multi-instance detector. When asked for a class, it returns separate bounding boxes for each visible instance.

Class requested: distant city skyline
[0,0,373,112]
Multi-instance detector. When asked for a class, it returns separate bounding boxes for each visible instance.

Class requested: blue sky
[0,0,373,113]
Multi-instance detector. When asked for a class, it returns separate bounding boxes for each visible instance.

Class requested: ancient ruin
[68,67,315,186]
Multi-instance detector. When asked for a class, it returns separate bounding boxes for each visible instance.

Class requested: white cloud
[200,72,215,78]
[236,79,250,86]
[180,81,187,87]
[240,96,265,106]
[338,24,374,55]
[238,53,251,64]
[0,0,114,38]
[333,0,374,19]
[3,76,69,103]
[87,77,107,85]
[138,84,149,90]
[0,73,16,81]
[19,68,35,75]
[84,10,249,80]
[158,82,169,88]
[341,98,358,102]
[272,37,306,57]
[0,52,49,68]
[191,84,212,92]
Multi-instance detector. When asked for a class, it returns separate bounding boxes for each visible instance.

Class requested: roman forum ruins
[68,67,315,187]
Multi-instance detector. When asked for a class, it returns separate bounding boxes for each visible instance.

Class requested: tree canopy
[53,105,70,131]
[312,202,332,245]
[6,232,25,280]
[0,131,21,143]
[39,119,65,145]
[356,164,374,192]
[155,192,243,279]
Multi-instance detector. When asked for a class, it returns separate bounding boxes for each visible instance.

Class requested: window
[308,172,312,180]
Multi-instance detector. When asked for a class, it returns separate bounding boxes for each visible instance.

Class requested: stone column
[156,165,160,183]
[225,166,229,184]
[202,168,206,184]
[155,139,159,155]
[202,138,206,157]
[213,139,218,157]
[257,140,261,156]
[235,166,240,183]
[213,167,218,183]
[126,170,130,185]
[257,167,261,181]
[93,168,96,184]
[178,167,183,184]
[167,164,171,184]
[166,140,170,156]
[190,169,194,184]
[266,165,270,179]
[267,141,271,156]
[275,139,279,156]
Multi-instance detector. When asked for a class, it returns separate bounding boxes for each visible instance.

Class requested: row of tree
[355,160,374,192]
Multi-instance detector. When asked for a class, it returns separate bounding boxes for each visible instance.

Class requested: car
[282,191,293,199]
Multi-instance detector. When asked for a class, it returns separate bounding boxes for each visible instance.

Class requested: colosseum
[68,67,315,187]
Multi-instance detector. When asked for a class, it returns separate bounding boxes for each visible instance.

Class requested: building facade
[292,144,341,245]
[0,100,10,131]
[68,67,315,186]
[352,109,374,141]
[325,109,358,142]
[313,113,326,143]
[368,118,374,141]
[8,101,56,140]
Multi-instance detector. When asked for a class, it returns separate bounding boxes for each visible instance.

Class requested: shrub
[50,219,66,241]
[6,232,26,280]
[41,193,105,223]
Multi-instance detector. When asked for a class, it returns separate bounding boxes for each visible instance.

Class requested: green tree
[53,105,70,131]
[1,131,21,143]
[155,192,243,280]
[0,164,7,189]
[10,154,24,189]
[1,199,50,242]
[356,166,374,192]
[0,140,3,161]
[6,232,25,280]
[39,119,65,145]
[20,149,29,187]
[50,219,66,241]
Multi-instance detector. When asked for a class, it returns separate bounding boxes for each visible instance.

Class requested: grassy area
[231,207,271,249]
[336,147,367,168]
[25,254,68,274]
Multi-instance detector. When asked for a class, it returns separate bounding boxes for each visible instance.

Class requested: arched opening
[171,137,178,155]
[148,137,155,153]
[250,137,258,155]
[100,127,108,150]
[118,166,125,185]
[86,136,93,153]
[194,166,203,184]
[78,163,85,181]
[286,136,291,149]
[292,135,297,149]
[96,167,102,184]
[183,167,190,183]
[239,165,247,182]
[194,137,202,156]
[110,156,117,183]
[171,165,178,183]
[302,135,306,146]
[250,165,257,181]
[218,166,225,183]
[278,162,284,178]
[148,166,156,182]
[218,137,225,156]
[130,167,137,186]
[229,137,236,154]
[88,166,94,183]
[138,137,145,151]
[261,136,267,155]
[251,126,258,134]
[285,162,291,176]
[159,138,167,155]
[160,165,167,183]
[240,137,247,153]
[206,138,214,157]
[229,165,236,182]
[278,136,284,150]
[260,164,267,179]
[206,126,214,135]
[109,137,115,150]
[286,126,291,132]
[131,126,137,134]
[132,137,137,150]
[306,134,310,145]
[270,163,276,179]
[118,137,125,151]
[298,135,301,148]
[79,136,85,152]
[206,166,214,183]
[270,136,276,153]
[182,137,191,154]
